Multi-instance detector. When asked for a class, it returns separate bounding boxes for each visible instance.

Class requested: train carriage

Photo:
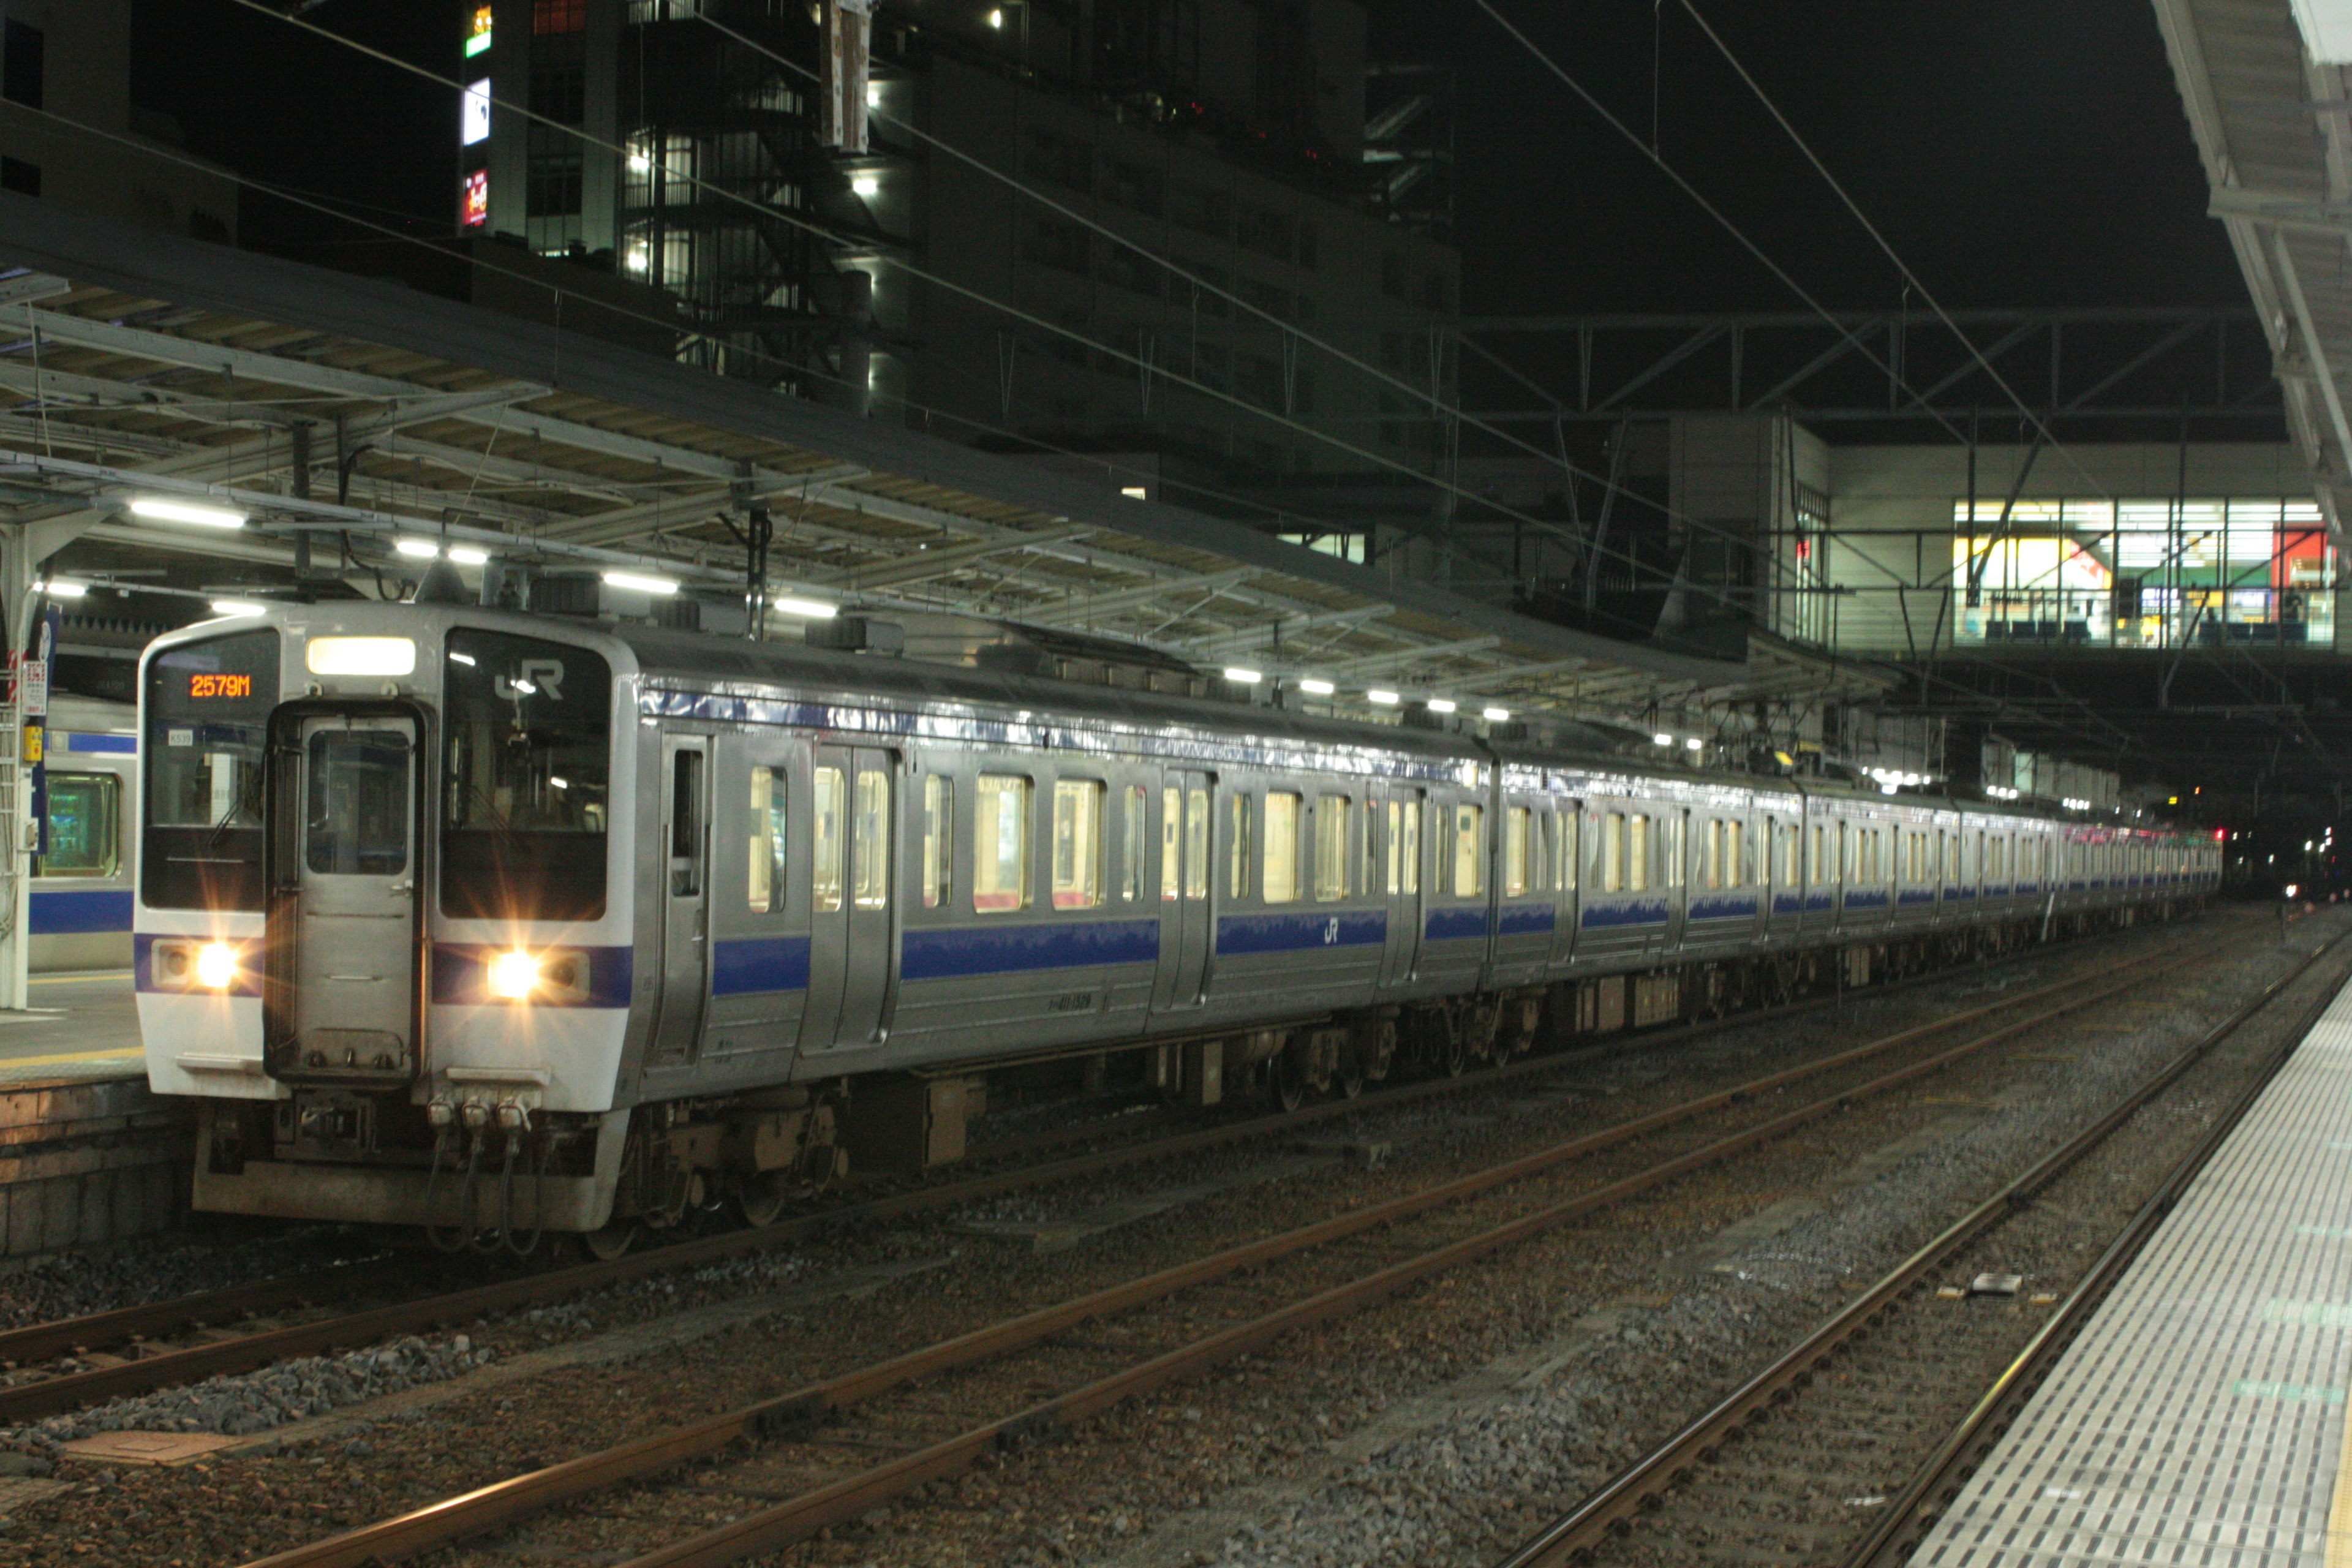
[132,600,2222,1250]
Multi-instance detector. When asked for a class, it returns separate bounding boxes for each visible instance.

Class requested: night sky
[131,0,2247,315]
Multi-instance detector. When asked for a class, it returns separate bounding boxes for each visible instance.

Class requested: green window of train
[37,772,119,877]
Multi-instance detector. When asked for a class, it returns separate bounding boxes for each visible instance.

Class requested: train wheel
[1269,1046,1308,1113]
[737,1171,792,1229]
[579,1221,638,1261]
[1335,1050,1365,1099]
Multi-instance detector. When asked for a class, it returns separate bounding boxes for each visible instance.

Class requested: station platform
[0,971,144,1087]
[1910,975,2352,1567]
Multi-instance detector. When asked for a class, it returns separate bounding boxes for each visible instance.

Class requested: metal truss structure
[1457,307,2283,440]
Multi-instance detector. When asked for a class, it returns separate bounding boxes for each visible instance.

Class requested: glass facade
[1950,497,2333,649]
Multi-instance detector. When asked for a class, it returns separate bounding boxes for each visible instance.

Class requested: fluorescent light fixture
[1299,678,1335,696]
[628,151,652,173]
[851,173,880,198]
[987,7,1005,26]
[209,600,266,617]
[1120,486,1148,499]
[866,82,882,107]
[130,497,246,529]
[1684,736,1705,751]
[1366,688,1400,706]
[1223,667,1262,685]
[306,637,418,678]
[1482,706,1510,723]
[393,537,441,559]
[601,570,679,596]
[625,245,649,273]
[1653,733,1674,747]
[1425,697,1457,714]
[448,650,477,666]
[447,545,491,566]
[39,580,86,598]
[548,776,569,791]
[774,596,839,620]
[509,678,537,696]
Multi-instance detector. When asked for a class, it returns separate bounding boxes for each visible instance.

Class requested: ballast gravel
[1144,932,2332,1568]
[0,1227,372,1333]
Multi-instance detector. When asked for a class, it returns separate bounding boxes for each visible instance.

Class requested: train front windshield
[143,630,279,911]
[441,630,612,922]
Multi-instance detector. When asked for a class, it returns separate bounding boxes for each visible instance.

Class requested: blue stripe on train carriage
[428,943,635,1008]
[1688,895,1759,920]
[1581,900,1672,929]
[710,935,812,996]
[1425,907,1490,942]
[62,734,136,754]
[30,889,132,934]
[901,917,1161,981]
[1496,902,1555,936]
[1216,909,1386,956]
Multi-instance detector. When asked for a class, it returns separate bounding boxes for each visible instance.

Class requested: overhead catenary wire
[225,0,1680,595]
[1466,0,1975,453]
[689,8,1763,575]
[1671,0,2119,507]
[0,99,1654,710]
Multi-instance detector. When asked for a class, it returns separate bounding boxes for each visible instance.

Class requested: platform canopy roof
[0,195,1890,733]
[2155,0,2352,535]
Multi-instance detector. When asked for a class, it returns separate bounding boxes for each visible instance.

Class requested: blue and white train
[30,695,138,973]
[131,600,2219,1251]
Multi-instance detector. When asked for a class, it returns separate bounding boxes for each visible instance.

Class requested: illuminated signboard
[188,673,254,700]
[466,6,492,56]
[461,170,489,228]
[461,78,491,146]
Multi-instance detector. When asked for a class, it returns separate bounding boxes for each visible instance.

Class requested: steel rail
[4,923,2193,1428]
[235,928,2217,1568]
[0,1254,419,1370]
[1493,926,2352,1568]
[1834,957,2352,1565]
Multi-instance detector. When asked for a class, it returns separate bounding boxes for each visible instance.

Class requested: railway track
[0,919,2196,1428]
[1490,923,2352,1568]
[217,919,2247,1568]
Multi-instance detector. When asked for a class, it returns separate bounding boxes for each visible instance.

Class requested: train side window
[812,766,845,913]
[973,774,1031,913]
[1725,820,1744,889]
[1123,785,1147,902]
[1702,821,1722,889]
[1185,787,1210,899]
[1314,795,1351,902]
[1227,793,1253,900]
[1503,807,1531,897]
[37,771,119,877]
[1384,802,1400,894]
[1400,799,1421,895]
[1627,813,1649,892]
[1052,778,1106,910]
[747,766,786,913]
[1602,812,1624,892]
[1560,810,1578,892]
[1263,792,1302,903]
[1363,797,1378,895]
[922,775,953,909]
[1452,804,1484,897]
[1662,812,1683,889]
[852,769,891,910]
[1161,788,1182,901]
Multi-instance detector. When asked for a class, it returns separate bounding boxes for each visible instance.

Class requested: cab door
[1379,785,1425,987]
[649,734,711,1066]
[799,746,896,1050]
[1152,771,1213,1010]
[276,712,420,1080]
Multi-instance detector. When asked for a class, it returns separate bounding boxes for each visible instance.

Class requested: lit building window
[461,78,492,146]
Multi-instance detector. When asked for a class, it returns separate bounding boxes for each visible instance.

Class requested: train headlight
[194,942,239,990]
[487,950,543,1000]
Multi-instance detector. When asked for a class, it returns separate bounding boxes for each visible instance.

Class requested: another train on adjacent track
[132,600,2218,1251]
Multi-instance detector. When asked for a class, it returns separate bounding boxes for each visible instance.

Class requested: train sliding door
[799,746,897,1051]
[276,713,421,1081]
[1153,772,1213,1010]
[649,734,712,1066]
[1379,785,1424,988]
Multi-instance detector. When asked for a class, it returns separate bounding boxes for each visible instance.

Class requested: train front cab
[139,612,639,1238]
